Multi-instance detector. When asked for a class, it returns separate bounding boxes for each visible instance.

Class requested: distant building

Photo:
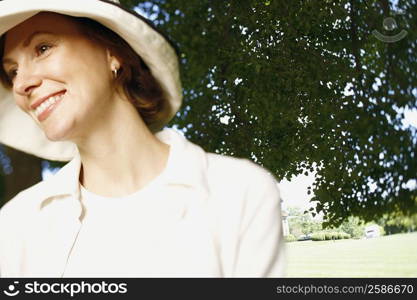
[364,224,380,238]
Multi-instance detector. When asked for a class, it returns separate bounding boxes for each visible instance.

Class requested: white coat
[0,129,285,277]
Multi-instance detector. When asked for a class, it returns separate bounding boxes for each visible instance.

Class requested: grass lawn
[284,232,417,277]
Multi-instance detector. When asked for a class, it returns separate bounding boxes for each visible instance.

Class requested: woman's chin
[45,132,70,142]
[43,123,74,142]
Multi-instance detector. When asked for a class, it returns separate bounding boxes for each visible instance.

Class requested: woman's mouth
[34,91,66,122]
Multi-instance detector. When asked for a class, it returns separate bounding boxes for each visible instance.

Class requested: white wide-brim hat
[0,0,182,161]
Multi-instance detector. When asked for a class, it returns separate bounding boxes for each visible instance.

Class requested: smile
[34,92,66,118]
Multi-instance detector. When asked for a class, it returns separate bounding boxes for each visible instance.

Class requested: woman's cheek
[14,96,29,113]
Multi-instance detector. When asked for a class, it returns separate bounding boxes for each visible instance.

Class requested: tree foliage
[339,216,366,238]
[0,146,42,205]
[287,207,322,237]
[120,0,417,226]
[378,208,417,234]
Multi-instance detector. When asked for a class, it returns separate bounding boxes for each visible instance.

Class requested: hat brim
[0,0,182,161]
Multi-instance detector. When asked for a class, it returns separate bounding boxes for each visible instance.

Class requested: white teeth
[34,93,65,117]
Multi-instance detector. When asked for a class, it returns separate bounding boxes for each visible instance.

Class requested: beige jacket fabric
[0,129,285,277]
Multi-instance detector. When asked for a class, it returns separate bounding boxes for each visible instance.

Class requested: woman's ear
[107,50,121,73]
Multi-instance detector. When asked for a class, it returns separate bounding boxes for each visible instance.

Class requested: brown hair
[0,15,168,129]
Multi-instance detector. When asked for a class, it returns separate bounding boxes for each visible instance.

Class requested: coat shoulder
[205,152,281,209]
[206,152,277,189]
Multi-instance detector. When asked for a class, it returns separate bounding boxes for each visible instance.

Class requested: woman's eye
[35,44,52,56]
[7,69,17,81]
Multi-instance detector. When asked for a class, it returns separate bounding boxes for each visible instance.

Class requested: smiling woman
[0,0,284,278]
[3,15,116,141]
[1,14,168,130]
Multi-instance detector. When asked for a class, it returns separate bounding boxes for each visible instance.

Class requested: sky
[278,173,316,210]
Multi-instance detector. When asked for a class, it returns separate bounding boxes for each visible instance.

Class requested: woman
[0,0,284,277]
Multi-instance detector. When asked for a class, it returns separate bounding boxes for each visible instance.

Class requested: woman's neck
[75,99,170,198]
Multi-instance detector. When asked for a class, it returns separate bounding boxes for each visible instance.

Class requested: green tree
[0,146,42,206]
[339,216,366,238]
[124,0,417,226]
[287,206,322,237]
[378,207,417,234]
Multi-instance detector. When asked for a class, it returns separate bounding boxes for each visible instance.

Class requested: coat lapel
[23,196,82,277]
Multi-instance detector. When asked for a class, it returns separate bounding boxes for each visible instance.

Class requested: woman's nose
[13,67,42,97]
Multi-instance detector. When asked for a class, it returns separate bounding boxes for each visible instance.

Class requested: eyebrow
[2,31,54,66]
[23,30,54,47]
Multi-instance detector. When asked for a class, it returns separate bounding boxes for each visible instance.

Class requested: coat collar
[35,128,210,210]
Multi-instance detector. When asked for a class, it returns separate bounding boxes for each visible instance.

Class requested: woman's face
[2,12,119,142]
